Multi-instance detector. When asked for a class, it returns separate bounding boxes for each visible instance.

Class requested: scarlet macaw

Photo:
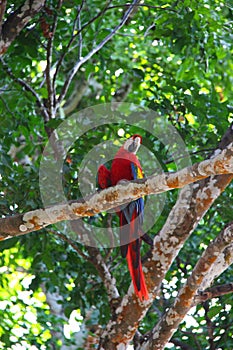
[98,135,152,300]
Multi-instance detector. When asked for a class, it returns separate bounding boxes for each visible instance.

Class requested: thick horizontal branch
[0,142,233,240]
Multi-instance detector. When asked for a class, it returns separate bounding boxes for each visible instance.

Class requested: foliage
[0,0,233,349]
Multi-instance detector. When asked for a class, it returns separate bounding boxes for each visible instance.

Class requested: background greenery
[0,0,233,349]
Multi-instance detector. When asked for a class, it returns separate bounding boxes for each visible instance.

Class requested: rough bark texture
[0,0,45,54]
[141,223,233,349]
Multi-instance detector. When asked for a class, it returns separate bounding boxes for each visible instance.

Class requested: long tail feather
[120,206,149,300]
[127,243,149,300]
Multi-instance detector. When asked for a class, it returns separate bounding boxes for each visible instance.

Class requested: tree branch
[45,0,63,119]
[57,76,88,116]
[0,141,232,239]
[77,4,83,60]
[141,222,233,349]
[171,338,194,350]
[87,247,120,304]
[199,242,233,292]
[0,56,49,120]
[57,0,140,106]
[52,0,86,89]
[0,0,45,54]
[53,230,119,304]
[194,282,233,305]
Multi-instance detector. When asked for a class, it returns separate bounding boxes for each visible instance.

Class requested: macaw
[98,135,152,300]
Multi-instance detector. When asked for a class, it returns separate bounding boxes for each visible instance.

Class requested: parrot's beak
[128,137,141,153]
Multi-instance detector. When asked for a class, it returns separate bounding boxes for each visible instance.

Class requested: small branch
[0,57,49,120]
[58,0,140,105]
[0,95,15,117]
[203,301,215,350]
[179,331,202,350]
[57,77,88,116]
[164,148,216,165]
[171,338,194,350]
[45,34,55,120]
[77,5,83,60]
[51,230,89,261]
[52,1,85,89]
[107,3,177,12]
[87,246,120,303]
[194,283,233,305]
[45,1,63,119]
[52,229,119,304]
[53,0,175,81]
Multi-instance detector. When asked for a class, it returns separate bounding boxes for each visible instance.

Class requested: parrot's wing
[97,164,111,189]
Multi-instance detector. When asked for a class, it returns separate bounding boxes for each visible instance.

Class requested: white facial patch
[123,136,141,153]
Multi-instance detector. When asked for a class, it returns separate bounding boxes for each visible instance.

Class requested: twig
[106,3,177,12]
[45,31,55,119]
[203,301,215,350]
[0,95,15,117]
[0,57,49,121]
[52,0,86,88]
[180,330,202,350]
[53,0,175,80]
[51,229,89,260]
[164,148,216,164]
[45,1,63,119]
[77,5,83,60]
[50,229,119,302]
[194,283,233,305]
[171,338,194,350]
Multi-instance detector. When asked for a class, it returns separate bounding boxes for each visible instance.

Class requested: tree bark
[0,0,45,55]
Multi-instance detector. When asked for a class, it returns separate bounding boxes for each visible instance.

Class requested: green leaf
[207,305,222,319]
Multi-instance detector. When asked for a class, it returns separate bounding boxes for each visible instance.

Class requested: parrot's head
[123,134,142,154]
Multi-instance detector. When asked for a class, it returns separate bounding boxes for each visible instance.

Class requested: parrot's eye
[132,134,142,144]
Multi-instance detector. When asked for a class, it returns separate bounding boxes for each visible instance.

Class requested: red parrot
[98,135,152,300]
